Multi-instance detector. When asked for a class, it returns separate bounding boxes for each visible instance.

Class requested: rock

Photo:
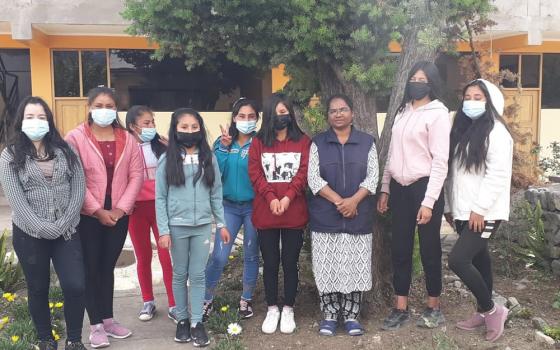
[444,274,460,283]
[507,297,520,309]
[492,292,508,307]
[453,281,462,289]
[532,317,549,331]
[552,260,560,276]
[551,246,560,259]
[514,282,528,291]
[535,330,556,346]
[372,335,381,344]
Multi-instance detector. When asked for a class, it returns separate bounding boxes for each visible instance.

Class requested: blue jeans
[205,200,259,301]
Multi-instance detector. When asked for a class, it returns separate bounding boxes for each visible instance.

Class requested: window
[0,49,32,102]
[499,55,519,88]
[542,54,560,109]
[499,54,541,88]
[53,50,108,98]
[109,49,266,111]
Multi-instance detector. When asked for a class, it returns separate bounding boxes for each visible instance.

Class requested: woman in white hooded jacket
[444,79,513,343]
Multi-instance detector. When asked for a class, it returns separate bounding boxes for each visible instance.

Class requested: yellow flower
[220,306,229,312]
[49,302,54,308]
[2,292,11,298]
[228,255,234,260]
[11,335,19,343]
[1,316,8,324]
[55,302,64,308]
[52,330,60,341]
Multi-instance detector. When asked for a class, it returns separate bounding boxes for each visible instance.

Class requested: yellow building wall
[540,109,560,158]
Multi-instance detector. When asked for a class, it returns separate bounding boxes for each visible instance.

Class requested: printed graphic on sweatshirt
[261,152,301,183]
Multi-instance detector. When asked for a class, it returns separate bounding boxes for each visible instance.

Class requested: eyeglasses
[328,107,351,116]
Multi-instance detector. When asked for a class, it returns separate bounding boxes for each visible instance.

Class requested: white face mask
[91,108,117,127]
[22,119,49,141]
[235,120,257,134]
[462,100,486,120]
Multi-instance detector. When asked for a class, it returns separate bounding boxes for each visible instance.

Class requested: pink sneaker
[456,312,485,331]
[484,305,509,342]
[103,318,132,339]
[89,324,110,348]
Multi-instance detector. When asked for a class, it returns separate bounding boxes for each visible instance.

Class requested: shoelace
[141,303,154,313]
[239,300,250,311]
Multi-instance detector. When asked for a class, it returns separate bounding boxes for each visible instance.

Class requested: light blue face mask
[462,100,486,120]
[22,119,49,141]
[91,108,117,127]
[139,127,157,142]
[236,120,257,134]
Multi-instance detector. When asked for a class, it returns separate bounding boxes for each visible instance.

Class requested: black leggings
[448,220,500,312]
[258,229,304,307]
[389,178,444,297]
[79,207,128,325]
[12,224,86,342]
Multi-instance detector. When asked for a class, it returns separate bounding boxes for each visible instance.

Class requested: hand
[270,199,282,215]
[219,124,232,147]
[220,227,231,244]
[159,235,171,250]
[336,198,358,218]
[416,206,433,225]
[94,209,116,227]
[377,193,389,214]
[109,208,125,222]
[444,213,454,229]
[159,135,169,147]
[469,211,485,233]
[279,196,291,213]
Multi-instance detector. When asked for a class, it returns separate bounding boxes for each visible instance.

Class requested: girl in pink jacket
[66,87,143,349]
[377,61,450,331]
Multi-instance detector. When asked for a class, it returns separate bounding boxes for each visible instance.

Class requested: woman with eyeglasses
[377,61,451,331]
[308,94,378,337]
[203,98,261,321]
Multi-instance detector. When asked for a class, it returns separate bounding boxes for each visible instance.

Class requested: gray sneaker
[139,302,156,321]
[382,308,410,330]
[168,307,179,324]
[416,307,445,328]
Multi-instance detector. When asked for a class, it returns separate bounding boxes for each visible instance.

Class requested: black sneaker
[382,308,410,330]
[191,322,210,347]
[416,307,445,328]
[174,319,191,343]
[38,339,57,350]
[202,301,213,322]
[65,341,86,350]
[239,299,254,319]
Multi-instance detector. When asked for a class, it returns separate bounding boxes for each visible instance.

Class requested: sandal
[344,320,365,336]
[318,319,337,336]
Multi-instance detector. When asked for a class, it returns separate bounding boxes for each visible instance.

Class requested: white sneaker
[280,307,296,334]
[261,307,281,334]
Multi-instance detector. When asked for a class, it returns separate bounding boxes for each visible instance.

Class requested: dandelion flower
[227,322,242,336]
[2,293,11,299]
[49,302,54,308]
[220,306,229,312]
[55,302,64,308]
[1,316,8,324]
[228,255,234,260]
[52,330,60,341]
[11,335,19,343]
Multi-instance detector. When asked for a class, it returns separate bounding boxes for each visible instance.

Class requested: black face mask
[176,131,202,148]
[408,81,431,100]
[274,114,291,130]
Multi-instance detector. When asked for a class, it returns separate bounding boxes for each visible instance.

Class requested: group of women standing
[0,59,513,349]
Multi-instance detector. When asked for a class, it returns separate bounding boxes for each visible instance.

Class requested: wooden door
[54,99,88,135]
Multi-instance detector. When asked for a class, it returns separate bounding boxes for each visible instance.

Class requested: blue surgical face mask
[139,127,157,142]
[91,108,117,127]
[236,120,257,134]
[22,118,49,141]
[462,100,486,120]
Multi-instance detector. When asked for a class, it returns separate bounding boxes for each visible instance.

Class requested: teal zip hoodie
[213,137,254,203]
[155,151,225,236]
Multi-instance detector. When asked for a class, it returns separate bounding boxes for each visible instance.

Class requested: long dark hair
[8,96,79,171]
[256,93,304,147]
[165,108,215,188]
[125,105,166,158]
[396,61,444,115]
[227,98,260,147]
[450,80,509,173]
[87,87,124,128]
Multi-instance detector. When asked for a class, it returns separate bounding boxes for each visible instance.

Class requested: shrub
[0,230,24,292]
[512,201,550,271]
[538,141,560,176]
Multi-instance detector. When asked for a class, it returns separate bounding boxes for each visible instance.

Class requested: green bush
[538,141,560,175]
[206,295,241,335]
[0,230,24,292]
[300,105,327,137]
[544,326,560,341]
[512,201,550,271]
[212,337,245,350]
[552,291,560,309]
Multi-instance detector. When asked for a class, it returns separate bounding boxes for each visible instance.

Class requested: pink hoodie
[66,123,143,216]
[380,100,450,209]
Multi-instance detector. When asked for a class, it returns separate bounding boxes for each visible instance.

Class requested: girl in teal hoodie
[155,108,231,347]
[204,98,260,321]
